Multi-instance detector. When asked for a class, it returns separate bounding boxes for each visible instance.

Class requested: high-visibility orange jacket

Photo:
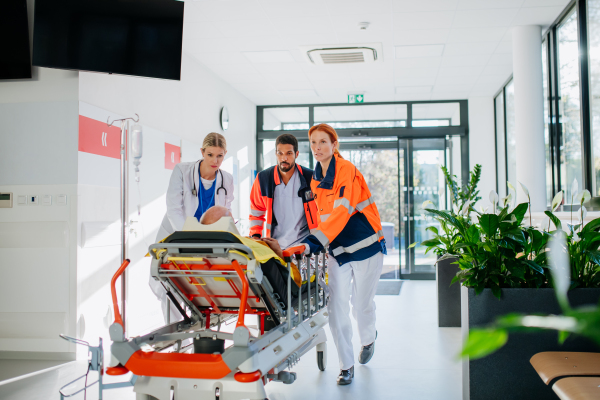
[303,153,386,265]
[249,164,319,238]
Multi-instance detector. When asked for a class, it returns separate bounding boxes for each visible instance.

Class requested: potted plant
[461,230,600,398]
[419,164,481,327]
[448,182,600,400]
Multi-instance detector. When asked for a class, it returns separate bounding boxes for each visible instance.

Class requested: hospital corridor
[2,0,599,399]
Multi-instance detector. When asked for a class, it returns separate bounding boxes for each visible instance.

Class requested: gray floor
[0,280,462,400]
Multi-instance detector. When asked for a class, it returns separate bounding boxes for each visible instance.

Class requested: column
[512,25,547,211]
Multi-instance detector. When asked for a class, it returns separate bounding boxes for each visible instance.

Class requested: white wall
[468,97,497,211]
[78,53,257,220]
[0,1,80,355]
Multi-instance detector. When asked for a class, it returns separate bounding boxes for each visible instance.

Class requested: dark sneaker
[337,366,354,385]
[359,331,377,364]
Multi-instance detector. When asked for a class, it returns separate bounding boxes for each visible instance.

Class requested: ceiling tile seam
[253,0,302,105]
[431,5,458,91]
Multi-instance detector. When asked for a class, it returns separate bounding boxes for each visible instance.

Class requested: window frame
[493,0,597,206]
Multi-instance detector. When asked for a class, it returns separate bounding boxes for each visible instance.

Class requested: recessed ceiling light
[242,51,296,63]
[395,45,444,59]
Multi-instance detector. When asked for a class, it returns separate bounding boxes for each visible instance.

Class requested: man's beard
[278,162,294,173]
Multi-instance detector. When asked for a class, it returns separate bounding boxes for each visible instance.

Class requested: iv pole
[107,114,139,335]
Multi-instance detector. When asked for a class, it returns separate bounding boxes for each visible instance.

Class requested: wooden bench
[530,352,600,399]
[553,377,600,400]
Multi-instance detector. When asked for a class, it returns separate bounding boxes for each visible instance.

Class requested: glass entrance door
[339,139,400,279]
[400,138,455,279]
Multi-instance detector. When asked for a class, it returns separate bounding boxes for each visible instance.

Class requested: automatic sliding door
[400,138,450,279]
[339,140,400,279]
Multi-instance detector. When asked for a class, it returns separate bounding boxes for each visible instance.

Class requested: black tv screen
[0,0,32,80]
[32,0,184,80]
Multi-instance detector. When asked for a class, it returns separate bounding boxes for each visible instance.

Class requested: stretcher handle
[283,245,305,262]
[111,259,131,328]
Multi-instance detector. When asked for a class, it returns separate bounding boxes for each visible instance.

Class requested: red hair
[308,123,343,159]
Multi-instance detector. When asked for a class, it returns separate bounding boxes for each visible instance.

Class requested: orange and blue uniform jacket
[249,164,319,238]
[303,154,386,265]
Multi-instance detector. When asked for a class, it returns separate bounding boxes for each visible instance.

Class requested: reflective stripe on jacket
[304,154,386,265]
[249,164,319,237]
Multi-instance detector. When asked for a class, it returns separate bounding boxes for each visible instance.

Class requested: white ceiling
[182,0,570,106]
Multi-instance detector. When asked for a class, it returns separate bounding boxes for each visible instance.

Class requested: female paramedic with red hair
[301,123,386,386]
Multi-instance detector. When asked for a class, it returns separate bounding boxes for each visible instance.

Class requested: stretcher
[59,230,329,400]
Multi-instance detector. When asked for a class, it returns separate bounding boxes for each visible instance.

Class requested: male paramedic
[249,134,319,248]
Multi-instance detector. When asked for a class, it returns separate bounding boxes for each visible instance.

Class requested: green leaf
[504,229,526,245]
[510,203,529,225]
[587,250,600,265]
[408,242,418,249]
[523,260,545,275]
[582,217,600,233]
[421,238,442,247]
[460,329,508,360]
[466,224,480,243]
[426,226,439,235]
[558,330,571,344]
[425,208,461,228]
[544,211,562,231]
[480,214,500,237]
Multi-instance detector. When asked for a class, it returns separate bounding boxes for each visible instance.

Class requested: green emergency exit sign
[348,94,364,103]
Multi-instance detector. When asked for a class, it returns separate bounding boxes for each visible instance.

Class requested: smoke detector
[358,22,370,30]
[299,43,383,65]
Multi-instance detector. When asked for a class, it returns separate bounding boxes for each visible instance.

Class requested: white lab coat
[156,160,234,242]
[151,160,234,324]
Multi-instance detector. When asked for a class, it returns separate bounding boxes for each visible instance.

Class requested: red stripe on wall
[78,115,122,159]
[165,143,181,170]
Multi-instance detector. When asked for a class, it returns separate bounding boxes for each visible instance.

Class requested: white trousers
[328,252,383,370]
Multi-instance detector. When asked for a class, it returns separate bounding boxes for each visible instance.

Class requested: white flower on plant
[549,231,570,309]
[519,181,530,201]
[571,178,579,202]
[573,232,581,243]
[461,200,473,216]
[580,205,588,224]
[507,182,516,192]
[551,191,563,212]
[422,200,435,210]
[542,216,550,231]
[575,189,591,205]
[453,204,459,214]
[489,190,498,205]
[479,205,489,214]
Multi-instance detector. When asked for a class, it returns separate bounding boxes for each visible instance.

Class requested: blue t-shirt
[194,178,216,221]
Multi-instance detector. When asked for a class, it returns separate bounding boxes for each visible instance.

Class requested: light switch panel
[57,194,67,206]
[42,195,52,206]
[28,195,39,205]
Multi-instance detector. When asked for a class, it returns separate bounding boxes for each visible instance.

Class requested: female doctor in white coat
[152,132,234,322]
[156,132,234,241]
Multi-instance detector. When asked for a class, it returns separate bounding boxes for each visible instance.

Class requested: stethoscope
[191,160,227,197]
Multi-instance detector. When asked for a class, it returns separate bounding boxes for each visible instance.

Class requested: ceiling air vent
[300,43,383,65]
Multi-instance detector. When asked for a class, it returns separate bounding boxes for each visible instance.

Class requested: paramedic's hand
[261,237,284,259]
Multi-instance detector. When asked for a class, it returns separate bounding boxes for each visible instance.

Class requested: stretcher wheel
[317,349,327,371]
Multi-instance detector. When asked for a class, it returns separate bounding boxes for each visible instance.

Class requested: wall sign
[165,143,181,170]
[78,115,122,159]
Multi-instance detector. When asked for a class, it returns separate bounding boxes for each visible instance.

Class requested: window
[543,40,553,204]
[495,91,507,198]
[558,8,584,203]
[505,80,517,189]
[588,0,600,195]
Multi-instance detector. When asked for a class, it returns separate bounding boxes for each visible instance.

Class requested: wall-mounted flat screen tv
[0,0,32,80]
[32,0,184,80]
